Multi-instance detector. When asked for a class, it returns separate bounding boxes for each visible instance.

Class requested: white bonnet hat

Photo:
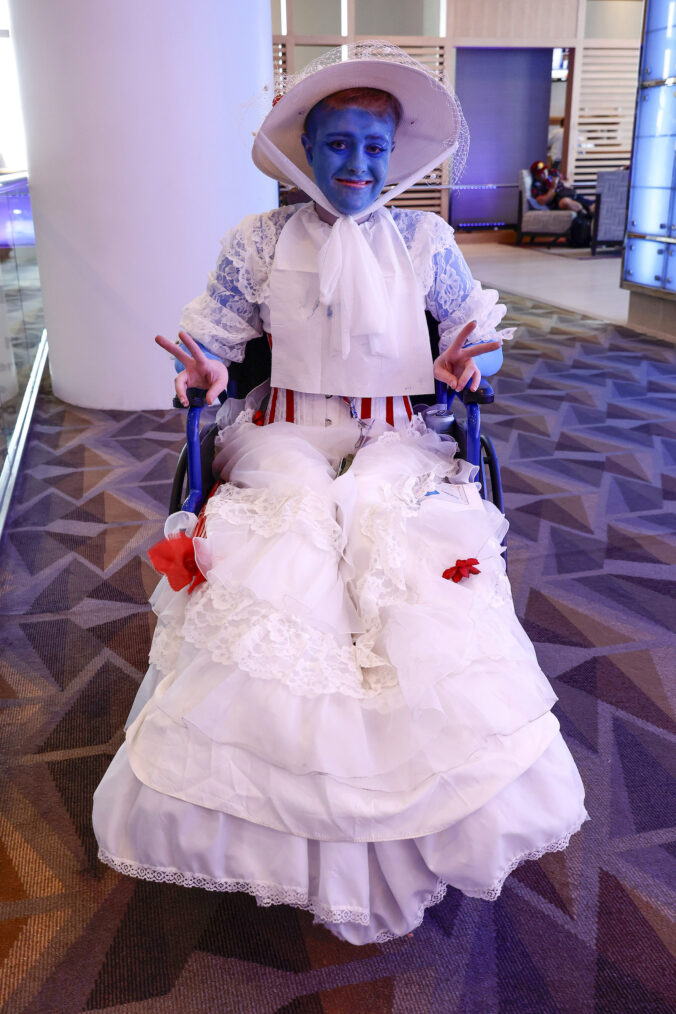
[252,41,469,207]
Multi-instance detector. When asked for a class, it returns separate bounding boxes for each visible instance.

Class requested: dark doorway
[452,47,553,228]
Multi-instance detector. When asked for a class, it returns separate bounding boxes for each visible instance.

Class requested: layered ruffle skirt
[93,415,587,944]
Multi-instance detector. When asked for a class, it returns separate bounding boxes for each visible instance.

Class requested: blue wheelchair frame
[169,322,504,518]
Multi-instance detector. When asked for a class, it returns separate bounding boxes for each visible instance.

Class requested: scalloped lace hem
[470,813,588,902]
[374,816,587,941]
[97,849,370,926]
[373,878,449,943]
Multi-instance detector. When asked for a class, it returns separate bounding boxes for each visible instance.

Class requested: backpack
[568,212,592,248]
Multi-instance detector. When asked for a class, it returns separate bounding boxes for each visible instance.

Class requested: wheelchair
[169,315,505,519]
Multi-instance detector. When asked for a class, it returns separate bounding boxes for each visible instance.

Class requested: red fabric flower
[252,410,265,426]
[148,533,206,593]
[442,558,481,583]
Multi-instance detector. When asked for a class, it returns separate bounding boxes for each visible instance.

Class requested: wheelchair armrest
[456,380,495,405]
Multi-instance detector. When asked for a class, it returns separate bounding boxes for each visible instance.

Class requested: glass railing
[0,172,48,533]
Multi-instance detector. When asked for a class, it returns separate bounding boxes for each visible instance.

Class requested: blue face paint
[301,106,395,217]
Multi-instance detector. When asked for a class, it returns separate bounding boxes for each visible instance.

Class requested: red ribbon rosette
[442,558,481,583]
[148,532,206,593]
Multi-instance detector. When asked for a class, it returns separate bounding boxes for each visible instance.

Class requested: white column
[8,0,277,409]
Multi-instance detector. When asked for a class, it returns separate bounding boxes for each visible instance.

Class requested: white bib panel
[269,205,434,398]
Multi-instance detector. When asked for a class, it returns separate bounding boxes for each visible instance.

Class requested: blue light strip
[622,0,676,295]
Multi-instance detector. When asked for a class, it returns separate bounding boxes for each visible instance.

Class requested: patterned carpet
[1,294,675,1014]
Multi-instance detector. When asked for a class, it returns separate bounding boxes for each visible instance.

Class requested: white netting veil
[252,40,470,200]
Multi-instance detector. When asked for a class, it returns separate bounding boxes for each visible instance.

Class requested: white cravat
[254,131,458,359]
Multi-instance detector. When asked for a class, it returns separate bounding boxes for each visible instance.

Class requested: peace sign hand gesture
[155,330,229,407]
[433,321,502,393]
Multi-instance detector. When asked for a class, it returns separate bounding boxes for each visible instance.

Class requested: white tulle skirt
[93,415,587,944]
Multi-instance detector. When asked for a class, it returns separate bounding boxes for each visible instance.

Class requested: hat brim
[252,59,460,187]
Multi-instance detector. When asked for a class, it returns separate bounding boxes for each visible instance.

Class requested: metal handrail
[0,329,49,542]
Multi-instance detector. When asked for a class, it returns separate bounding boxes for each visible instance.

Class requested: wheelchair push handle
[172,387,226,410]
[434,377,495,410]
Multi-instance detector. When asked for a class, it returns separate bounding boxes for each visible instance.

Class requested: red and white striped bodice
[262,333,415,430]
[264,387,414,428]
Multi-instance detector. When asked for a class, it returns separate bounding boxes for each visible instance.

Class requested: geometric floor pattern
[1,293,675,1013]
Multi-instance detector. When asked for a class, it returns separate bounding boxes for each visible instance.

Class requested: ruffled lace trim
[373,878,449,943]
[471,813,588,902]
[97,849,370,926]
[205,483,344,555]
[99,817,586,942]
[373,815,587,942]
[217,206,299,306]
[180,204,514,365]
[389,208,456,299]
[437,280,516,353]
[148,619,184,684]
[179,206,298,360]
[150,422,499,703]
[180,579,397,699]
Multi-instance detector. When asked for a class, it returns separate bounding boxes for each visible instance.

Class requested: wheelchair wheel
[480,433,504,514]
[169,444,189,514]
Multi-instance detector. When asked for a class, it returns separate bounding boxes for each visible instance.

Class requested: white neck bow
[255,131,457,358]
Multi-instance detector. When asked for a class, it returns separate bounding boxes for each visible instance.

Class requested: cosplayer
[93,44,587,945]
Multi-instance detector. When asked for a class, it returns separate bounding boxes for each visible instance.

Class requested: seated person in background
[530,160,595,217]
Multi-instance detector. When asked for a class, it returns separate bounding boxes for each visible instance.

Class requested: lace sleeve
[392,209,515,354]
[179,205,299,364]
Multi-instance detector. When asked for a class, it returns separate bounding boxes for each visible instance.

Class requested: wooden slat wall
[394,43,447,79]
[385,43,448,217]
[452,0,579,43]
[571,46,640,192]
[272,5,643,216]
[272,40,288,89]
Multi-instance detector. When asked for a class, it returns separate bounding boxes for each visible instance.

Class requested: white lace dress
[93,206,587,944]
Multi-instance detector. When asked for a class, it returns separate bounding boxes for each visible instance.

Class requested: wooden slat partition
[571,45,640,192]
[386,42,449,217]
[452,0,578,42]
[272,39,288,88]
